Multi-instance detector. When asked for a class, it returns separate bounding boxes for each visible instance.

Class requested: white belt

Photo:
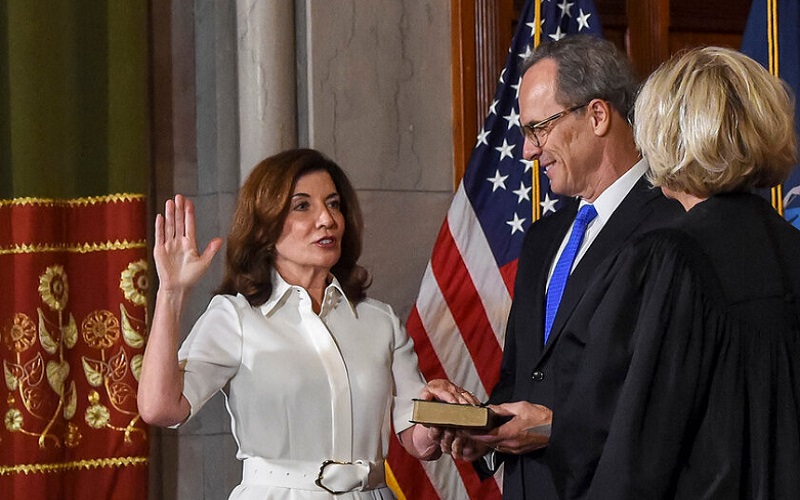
[242,457,386,494]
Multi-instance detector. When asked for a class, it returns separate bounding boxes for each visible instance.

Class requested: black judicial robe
[548,192,800,499]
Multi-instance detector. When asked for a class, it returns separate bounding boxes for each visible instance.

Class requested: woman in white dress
[137,149,475,499]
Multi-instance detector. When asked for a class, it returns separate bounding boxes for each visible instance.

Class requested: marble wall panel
[302,0,453,193]
[164,431,240,499]
[358,189,454,319]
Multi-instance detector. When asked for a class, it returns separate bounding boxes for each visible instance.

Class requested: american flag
[386,1,603,498]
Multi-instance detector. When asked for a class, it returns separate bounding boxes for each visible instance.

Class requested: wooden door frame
[450,0,514,188]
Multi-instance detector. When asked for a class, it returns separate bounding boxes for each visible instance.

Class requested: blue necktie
[544,204,597,343]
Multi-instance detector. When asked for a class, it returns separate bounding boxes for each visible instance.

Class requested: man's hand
[467,401,552,455]
[442,429,493,462]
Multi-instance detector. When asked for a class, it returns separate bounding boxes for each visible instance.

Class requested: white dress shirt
[546,158,649,288]
[178,270,426,499]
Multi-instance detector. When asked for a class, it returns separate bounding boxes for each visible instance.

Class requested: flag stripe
[406,303,449,380]
[499,259,519,298]
[452,454,503,497]
[387,433,439,499]
[421,457,472,499]
[408,249,502,499]
[448,185,513,341]
[430,226,503,394]
[413,267,486,397]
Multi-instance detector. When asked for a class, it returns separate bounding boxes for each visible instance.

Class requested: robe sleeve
[548,231,732,499]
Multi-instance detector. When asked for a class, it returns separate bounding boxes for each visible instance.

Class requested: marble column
[236,0,297,179]
[299,0,454,318]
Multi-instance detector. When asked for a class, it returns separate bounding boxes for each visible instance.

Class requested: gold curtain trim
[0,239,147,255]
[0,193,145,208]
[0,456,148,476]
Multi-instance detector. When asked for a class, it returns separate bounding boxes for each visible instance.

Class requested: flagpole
[768,0,785,215]
[532,0,543,222]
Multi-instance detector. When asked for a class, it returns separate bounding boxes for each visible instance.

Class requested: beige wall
[148,1,454,498]
[301,0,454,320]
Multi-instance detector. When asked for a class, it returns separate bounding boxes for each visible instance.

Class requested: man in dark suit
[443,36,683,498]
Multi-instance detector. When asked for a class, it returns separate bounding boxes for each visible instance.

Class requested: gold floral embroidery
[64,422,82,448]
[81,311,121,349]
[120,260,148,307]
[3,313,37,353]
[130,354,143,381]
[1,190,152,471]
[85,403,110,429]
[38,265,69,312]
[84,390,112,430]
[4,408,23,432]
[3,260,148,449]
[45,359,70,394]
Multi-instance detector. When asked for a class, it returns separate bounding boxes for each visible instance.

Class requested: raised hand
[139,195,222,427]
[154,195,223,292]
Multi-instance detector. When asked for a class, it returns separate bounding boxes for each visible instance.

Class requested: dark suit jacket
[485,176,683,499]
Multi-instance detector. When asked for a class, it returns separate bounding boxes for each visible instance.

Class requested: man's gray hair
[521,35,639,121]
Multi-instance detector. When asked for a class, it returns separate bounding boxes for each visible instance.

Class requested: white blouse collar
[258,268,357,318]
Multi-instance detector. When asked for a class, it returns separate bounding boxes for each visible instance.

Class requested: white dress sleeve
[177,294,244,420]
[387,306,426,434]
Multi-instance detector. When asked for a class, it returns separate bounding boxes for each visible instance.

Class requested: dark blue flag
[741,0,800,228]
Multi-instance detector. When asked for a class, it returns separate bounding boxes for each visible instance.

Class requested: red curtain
[0,196,150,498]
[1,2,151,497]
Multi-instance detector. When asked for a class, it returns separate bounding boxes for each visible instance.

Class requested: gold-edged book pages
[410,399,506,430]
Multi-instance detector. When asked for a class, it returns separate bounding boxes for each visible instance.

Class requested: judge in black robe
[548,47,800,499]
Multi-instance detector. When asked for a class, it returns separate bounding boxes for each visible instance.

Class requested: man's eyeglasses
[519,103,589,148]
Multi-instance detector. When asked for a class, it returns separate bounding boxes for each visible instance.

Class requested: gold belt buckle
[315,459,354,495]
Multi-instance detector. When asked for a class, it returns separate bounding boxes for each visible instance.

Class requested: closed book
[410,399,506,430]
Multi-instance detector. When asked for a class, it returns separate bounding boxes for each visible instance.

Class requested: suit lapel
[516,200,577,362]
[541,177,660,354]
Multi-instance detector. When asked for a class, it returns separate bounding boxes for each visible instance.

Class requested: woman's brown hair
[216,149,370,305]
